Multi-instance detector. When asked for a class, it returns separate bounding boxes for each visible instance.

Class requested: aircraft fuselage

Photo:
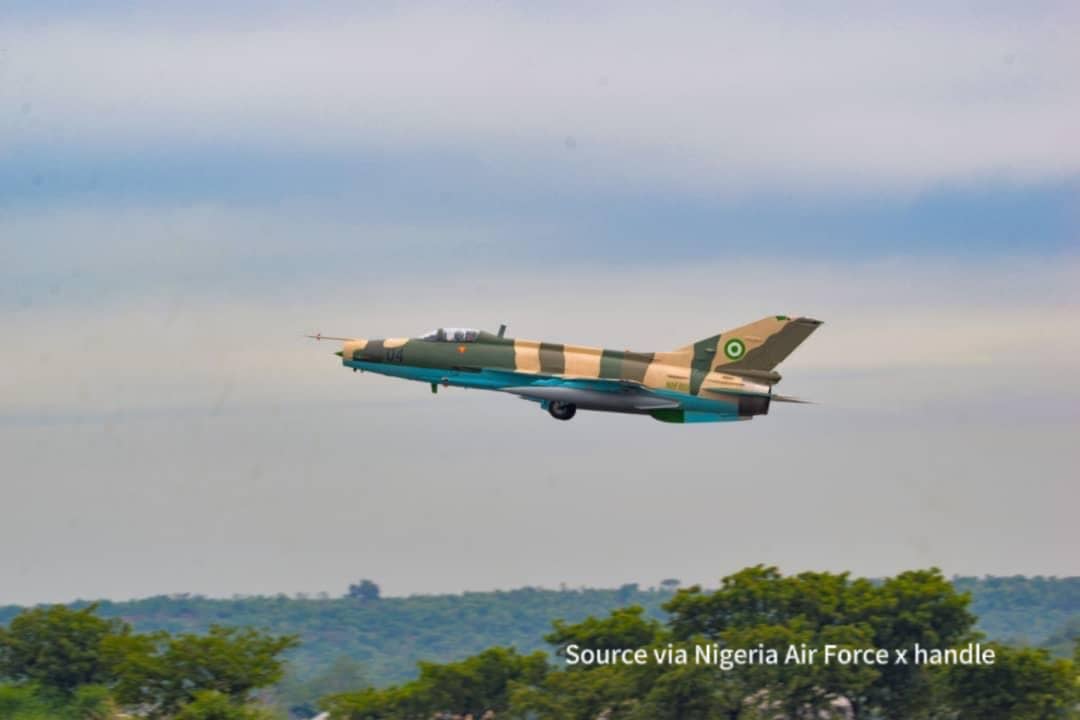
[337,329,785,422]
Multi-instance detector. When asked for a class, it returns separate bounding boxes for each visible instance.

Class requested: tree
[174,690,275,720]
[546,606,662,663]
[0,683,53,719]
[660,579,681,591]
[277,655,370,717]
[615,583,640,604]
[511,662,651,720]
[315,568,1074,720]
[68,685,117,720]
[0,604,130,694]
[326,647,548,719]
[348,580,381,602]
[945,643,1077,720]
[852,569,976,719]
[0,682,116,720]
[631,658,726,720]
[665,565,790,639]
[662,566,976,720]
[417,646,548,716]
[110,625,298,718]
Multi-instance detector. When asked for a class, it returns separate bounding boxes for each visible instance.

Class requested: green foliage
[1,573,1076,718]
[347,580,381,602]
[110,625,298,718]
[663,567,905,718]
[856,568,976,719]
[0,603,295,720]
[944,643,1078,719]
[546,606,662,660]
[0,683,53,720]
[665,566,884,639]
[511,662,650,720]
[375,567,1061,720]
[0,682,116,720]
[1040,615,1080,658]
[0,604,131,694]
[276,655,371,717]
[0,586,677,686]
[174,690,278,720]
[68,684,117,720]
[631,656,754,720]
[953,576,1080,645]
[514,608,668,718]
[325,647,548,719]
[2,576,1071,688]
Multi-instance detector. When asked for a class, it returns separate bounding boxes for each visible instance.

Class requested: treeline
[2,585,673,686]
[1,569,1077,718]
[324,567,1079,720]
[0,604,296,719]
[1,575,1074,688]
[955,576,1080,645]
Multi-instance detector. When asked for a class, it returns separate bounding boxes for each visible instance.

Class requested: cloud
[3,2,1079,193]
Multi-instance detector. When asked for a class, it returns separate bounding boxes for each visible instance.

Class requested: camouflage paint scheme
[327,316,822,423]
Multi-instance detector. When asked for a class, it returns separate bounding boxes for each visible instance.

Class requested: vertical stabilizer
[677,316,822,373]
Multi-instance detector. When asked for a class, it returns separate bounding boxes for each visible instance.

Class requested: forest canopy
[1,571,1077,718]
[324,567,1078,720]
[2,574,1073,688]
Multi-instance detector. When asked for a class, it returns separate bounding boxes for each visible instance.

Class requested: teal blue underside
[343,359,756,422]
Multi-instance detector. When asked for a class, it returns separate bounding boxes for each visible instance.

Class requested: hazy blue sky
[2,1,1078,605]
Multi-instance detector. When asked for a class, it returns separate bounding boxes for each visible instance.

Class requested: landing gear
[548,401,577,421]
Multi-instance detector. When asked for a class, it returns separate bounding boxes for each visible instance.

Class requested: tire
[548,401,577,421]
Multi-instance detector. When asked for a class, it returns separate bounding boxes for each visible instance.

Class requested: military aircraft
[309,315,821,423]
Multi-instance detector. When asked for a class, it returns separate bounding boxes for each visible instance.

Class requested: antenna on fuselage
[497,324,507,338]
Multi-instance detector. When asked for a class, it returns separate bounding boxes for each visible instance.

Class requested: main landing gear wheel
[548,401,577,421]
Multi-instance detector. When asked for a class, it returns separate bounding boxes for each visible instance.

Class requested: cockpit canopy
[420,327,481,343]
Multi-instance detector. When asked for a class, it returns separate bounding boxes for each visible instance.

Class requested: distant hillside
[1,585,671,685]
[955,575,1080,644]
[2,576,1076,686]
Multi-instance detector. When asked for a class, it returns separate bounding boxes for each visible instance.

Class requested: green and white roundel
[723,338,746,360]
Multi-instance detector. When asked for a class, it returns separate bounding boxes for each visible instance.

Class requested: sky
[1,1,1078,605]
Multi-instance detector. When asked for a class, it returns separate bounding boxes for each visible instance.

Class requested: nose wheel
[548,401,577,421]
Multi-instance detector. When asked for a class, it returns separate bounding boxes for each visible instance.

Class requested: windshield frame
[419,328,481,343]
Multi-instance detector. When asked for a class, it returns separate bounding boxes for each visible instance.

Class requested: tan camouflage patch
[342,339,369,359]
[640,351,689,390]
[514,339,541,373]
[562,345,603,378]
[383,338,409,348]
[714,317,788,362]
[642,360,670,389]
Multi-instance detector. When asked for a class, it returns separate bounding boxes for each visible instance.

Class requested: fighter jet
[310,316,821,423]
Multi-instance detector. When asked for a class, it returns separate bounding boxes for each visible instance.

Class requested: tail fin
[678,316,822,375]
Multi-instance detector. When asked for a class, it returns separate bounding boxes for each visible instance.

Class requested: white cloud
[3,3,1078,192]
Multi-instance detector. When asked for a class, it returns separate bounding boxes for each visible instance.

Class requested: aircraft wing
[500,377,681,412]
